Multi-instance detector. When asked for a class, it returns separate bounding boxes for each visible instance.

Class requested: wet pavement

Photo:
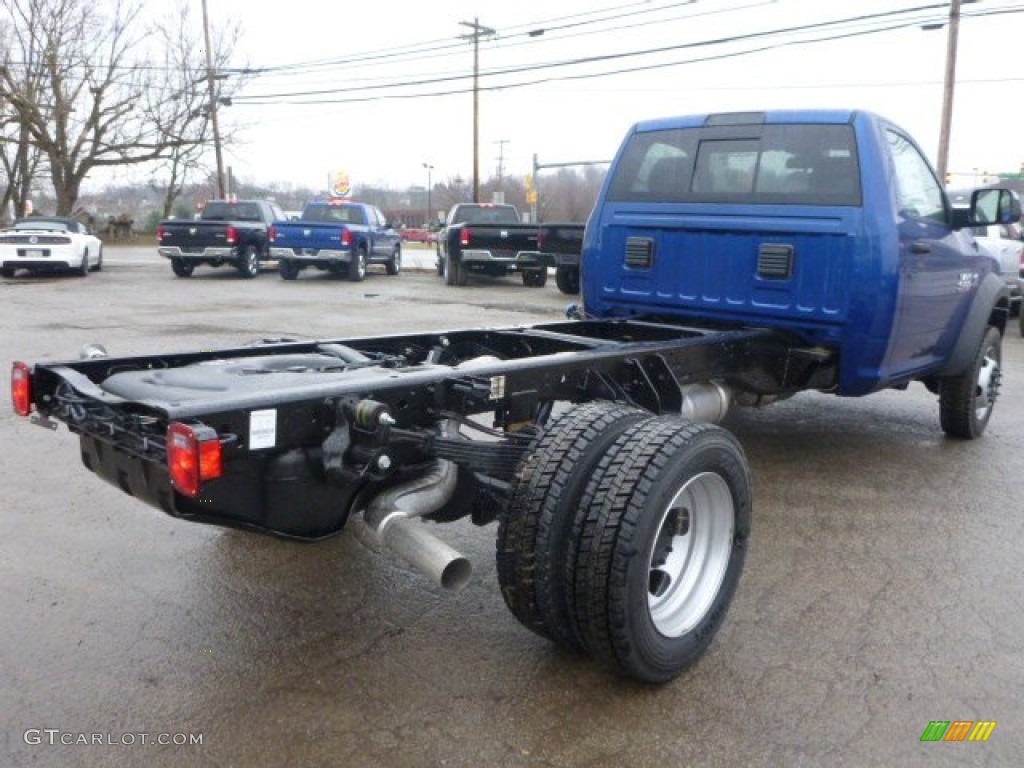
[2,246,1023,767]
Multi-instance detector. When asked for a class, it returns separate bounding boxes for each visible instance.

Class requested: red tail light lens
[225,226,238,245]
[341,230,352,246]
[268,225,277,243]
[11,362,32,417]
[157,226,166,241]
[460,228,470,247]
[167,422,222,497]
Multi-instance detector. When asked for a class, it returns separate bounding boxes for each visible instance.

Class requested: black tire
[237,245,260,278]
[1,267,15,278]
[443,253,465,286]
[77,250,89,277]
[556,266,580,295]
[91,247,103,272]
[497,402,648,650]
[386,245,402,276]
[279,259,300,280]
[349,247,367,281]
[570,417,751,683]
[939,325,1002,439]
[435,246,444,276]
[1019,305,1024,338]
[171,258,195,278]
[522,269,548,288]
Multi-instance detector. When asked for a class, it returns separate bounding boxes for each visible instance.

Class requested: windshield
[12,218,73,232]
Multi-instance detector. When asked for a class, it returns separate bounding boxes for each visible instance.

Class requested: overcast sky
[131,0,1024,191]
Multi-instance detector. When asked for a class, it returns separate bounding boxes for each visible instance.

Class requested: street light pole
[201,0,226,198]
[422,162,434,228]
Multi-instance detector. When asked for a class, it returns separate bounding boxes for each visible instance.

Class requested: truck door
[884,128,982,377]
[370,206,398,259]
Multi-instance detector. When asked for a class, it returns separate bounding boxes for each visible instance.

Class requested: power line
[234,4,1018,105]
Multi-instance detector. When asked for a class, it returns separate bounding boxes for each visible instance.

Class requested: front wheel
[77,250,89,277]
[237,246,260,278]
[570,417,751,683]
[91,247,103,272]
[386,246,401,276]
[939,325,1002,439]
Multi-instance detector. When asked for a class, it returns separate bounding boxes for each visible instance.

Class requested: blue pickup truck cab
[582,109,1018,435]
[269,200,401,281]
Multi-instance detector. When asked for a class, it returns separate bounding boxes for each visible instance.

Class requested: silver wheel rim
[974,346,1000,422]
[358,252,366,278]
[646,471,734,638]
[393,251,401,271]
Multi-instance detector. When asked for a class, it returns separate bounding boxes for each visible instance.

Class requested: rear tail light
[537,230,546,250]
[460,228,470,247]
[225,226,238,245]
[11,362,32,417]
[157,226,166,241]
[341,230,352,246]
[268,225,277,243]
[167,422,223,497]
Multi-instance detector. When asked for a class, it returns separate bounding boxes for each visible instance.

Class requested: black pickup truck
[436,203,552,287]
[538,222,586,294]
[157,199,287,278]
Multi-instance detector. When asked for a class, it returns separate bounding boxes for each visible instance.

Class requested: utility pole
[459,18,495,203]
[201,0,226,198]
[936,0,964,182]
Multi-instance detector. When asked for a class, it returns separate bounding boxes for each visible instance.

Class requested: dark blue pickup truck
[13,108,1019,684]
[269,200,401,281]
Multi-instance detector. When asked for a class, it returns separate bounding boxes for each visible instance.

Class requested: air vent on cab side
[757,243,794,279]
[625,237,654,269]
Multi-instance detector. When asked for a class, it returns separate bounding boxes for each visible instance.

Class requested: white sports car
[0,217,104,277]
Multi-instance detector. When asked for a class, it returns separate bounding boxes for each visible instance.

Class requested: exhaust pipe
[679,381,731,423]
[352,458,473,593]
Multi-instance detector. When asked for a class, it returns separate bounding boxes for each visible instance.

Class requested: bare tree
[0,17,44,220]
[0,0,205,215]
[147,2,246,218]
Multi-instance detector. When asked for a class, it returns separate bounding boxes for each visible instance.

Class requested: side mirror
[968,188,1022,226]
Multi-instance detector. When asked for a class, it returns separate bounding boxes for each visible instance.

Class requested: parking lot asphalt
[2,246,1023,767]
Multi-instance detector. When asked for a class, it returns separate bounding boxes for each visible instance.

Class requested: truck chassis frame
[24,317,838,682]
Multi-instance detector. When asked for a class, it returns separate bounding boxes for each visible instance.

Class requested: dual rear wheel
[497,401,751,683]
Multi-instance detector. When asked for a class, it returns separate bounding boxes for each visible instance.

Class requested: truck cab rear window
[607,124,861,206]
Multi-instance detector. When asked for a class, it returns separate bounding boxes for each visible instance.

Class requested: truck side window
[887,129,946,223]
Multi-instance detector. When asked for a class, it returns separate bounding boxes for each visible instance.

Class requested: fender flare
[938,273,1009,376]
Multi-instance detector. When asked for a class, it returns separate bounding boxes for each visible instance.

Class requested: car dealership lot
[2,248,1023,767]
